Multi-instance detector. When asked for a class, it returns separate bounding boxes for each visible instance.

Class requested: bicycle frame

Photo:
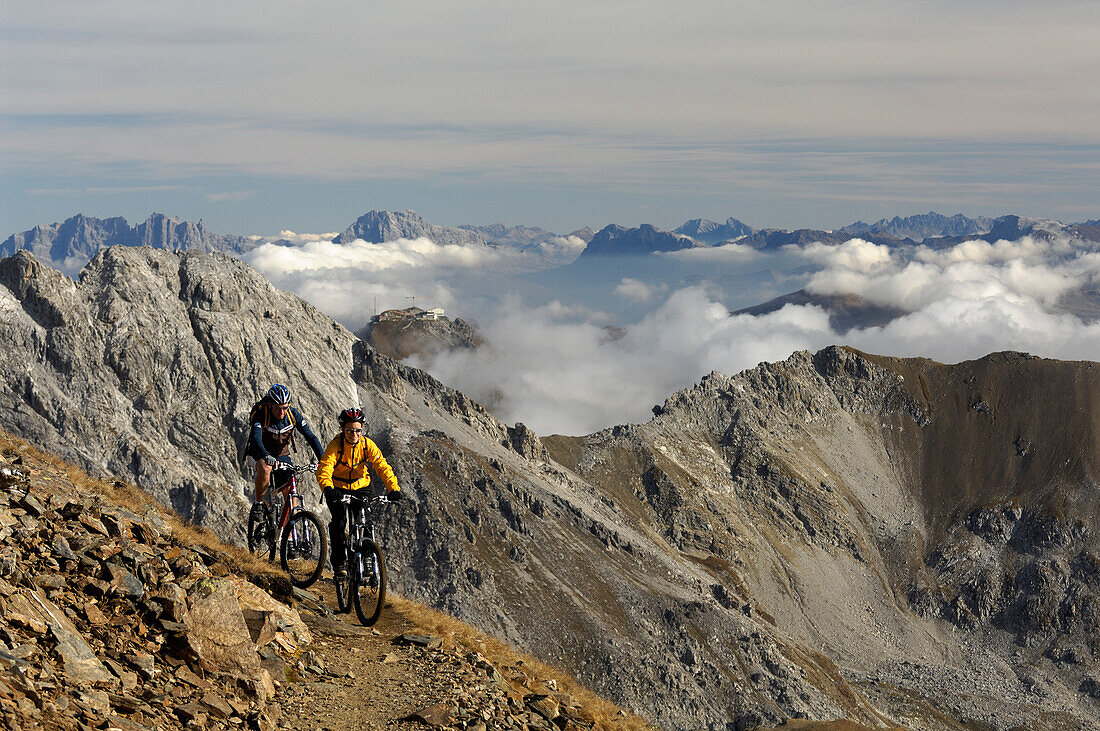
[336,492,386,570]
[268,463,312,529]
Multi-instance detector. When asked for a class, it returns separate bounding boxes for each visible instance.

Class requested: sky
[3,1,1100,238]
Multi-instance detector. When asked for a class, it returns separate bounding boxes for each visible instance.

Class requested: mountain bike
[247,461,328,588]
[331,491,389,626]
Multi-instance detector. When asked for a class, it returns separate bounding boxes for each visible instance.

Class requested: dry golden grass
[0,429,650,728]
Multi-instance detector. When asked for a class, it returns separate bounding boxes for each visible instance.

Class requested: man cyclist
[246,384,325,510]
[316,407,401,577]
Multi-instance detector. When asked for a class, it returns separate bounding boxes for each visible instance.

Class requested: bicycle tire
[351,540,386,626]
[280,511,327,588]
[247,504,276,562]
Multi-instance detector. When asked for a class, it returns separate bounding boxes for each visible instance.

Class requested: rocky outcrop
[358,312,482,364]
[0,448,301,730]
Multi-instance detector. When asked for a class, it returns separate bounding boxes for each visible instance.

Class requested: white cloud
[538,235,589,259]
[799,236,1094,310]
[663,242,760,263]
[244,237,509,276]
[614,278,666,303]
[273,231,342,244]
[421,289,837,435]
[793,238,894,273]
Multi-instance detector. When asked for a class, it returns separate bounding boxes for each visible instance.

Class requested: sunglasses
[344,428,362,434]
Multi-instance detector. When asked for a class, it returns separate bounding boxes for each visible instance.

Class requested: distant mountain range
[584,213,1100,257]
[0,213,257,272]
[331,209,567,251]
[5,210,1100,272]
[839,212,994,240]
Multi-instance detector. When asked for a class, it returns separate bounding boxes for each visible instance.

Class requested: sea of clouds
[244,233,1100,436]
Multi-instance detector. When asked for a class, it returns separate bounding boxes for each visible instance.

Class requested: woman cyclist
[316,408,401,577]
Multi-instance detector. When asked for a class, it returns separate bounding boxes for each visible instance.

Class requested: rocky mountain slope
[5,247,1100,729]
[0,432,642,731]
[0,214,257,273]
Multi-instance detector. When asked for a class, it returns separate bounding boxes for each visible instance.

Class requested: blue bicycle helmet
[267,383,291,405]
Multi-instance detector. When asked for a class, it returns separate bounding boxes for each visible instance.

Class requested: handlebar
[333,492,390,506]
[272,462,318,475]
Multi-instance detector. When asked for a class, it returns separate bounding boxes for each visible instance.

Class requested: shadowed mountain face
[732,289,907,332]
[579,223,701,257]
[4,247,1100,729]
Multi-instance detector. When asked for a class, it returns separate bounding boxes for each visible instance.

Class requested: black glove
[262,455,277,466]
[388,490,403,501]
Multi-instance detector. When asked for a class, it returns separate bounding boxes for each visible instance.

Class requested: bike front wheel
[280,511,327,588]
[351,540,386,626]
[247,504,276,562]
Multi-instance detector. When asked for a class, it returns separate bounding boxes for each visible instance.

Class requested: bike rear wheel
[351,540,386,626]
[247,503,276,562]
[280,511,327,588]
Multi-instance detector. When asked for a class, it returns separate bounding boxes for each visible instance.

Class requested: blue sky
[2,1,1099,237]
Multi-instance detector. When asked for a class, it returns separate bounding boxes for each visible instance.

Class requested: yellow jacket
[316,434,400,493]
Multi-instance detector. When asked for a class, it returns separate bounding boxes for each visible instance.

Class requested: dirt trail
[278,582,458,731]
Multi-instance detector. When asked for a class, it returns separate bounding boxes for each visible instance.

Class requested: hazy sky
[3,1,1099,236]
